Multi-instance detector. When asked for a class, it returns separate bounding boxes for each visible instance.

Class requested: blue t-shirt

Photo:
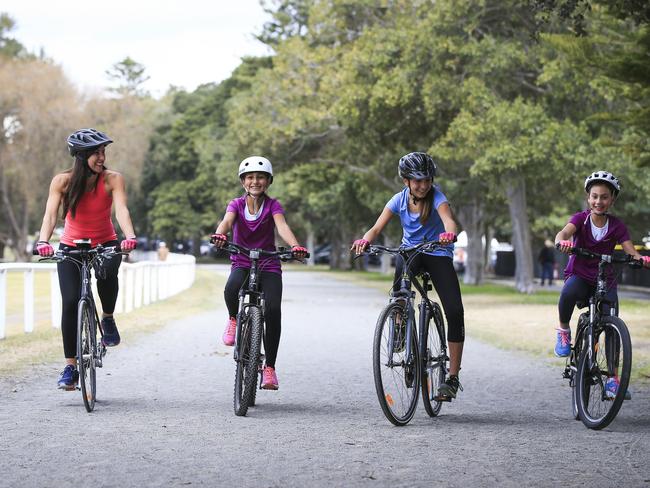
[386,186,453,258]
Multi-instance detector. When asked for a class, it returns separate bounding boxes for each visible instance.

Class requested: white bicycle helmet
[584,171,620,196]
[238,156,273,182]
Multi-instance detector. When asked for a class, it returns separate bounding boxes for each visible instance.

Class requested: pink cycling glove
[352,239,369,251]
[211,233,228,247]
[121,238,137,252]
[291,245,308,257]
[641,256,650,267]
[439,232,456,243]
[36,241,54,257]
[558,240,573,252]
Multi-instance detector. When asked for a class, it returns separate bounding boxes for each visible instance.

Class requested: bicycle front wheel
[421,302,446,417]
[373,302,420,426]
[77,300,97,412]
[233,306,263,416]
[575,316,632,430]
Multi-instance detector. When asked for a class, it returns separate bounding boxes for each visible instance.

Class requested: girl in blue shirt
[352,152,465,401]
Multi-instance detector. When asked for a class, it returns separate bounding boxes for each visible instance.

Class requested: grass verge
[0,268,224,377]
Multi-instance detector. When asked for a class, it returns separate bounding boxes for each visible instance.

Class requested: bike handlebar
[215,240,310,261]
[557,244,645,269]
[35,244,121,262]
[363,238,455,256]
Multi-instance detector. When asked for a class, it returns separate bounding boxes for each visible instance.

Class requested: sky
[2,0,273,97]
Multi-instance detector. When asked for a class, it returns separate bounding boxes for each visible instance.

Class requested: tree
[0,13,26,58]
[105,57,150,97]
[0,57,82,260]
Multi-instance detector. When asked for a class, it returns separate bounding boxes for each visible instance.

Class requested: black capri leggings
[224,268,283,368]
[558,274,618,324]
[57,240,122,358]
[394,253,465,342]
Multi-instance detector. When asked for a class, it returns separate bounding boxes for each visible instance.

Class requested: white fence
[0,254,196,340]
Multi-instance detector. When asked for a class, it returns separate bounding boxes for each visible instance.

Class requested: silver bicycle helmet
[398,152,437,180]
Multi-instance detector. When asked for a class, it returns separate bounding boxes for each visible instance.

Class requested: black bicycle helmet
[67,128,113,156]
[584,170,621,196]
[398,152,437,180]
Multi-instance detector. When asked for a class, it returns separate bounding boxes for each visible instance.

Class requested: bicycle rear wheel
[373,302,420,426]
[233,306,263,416]
[575,316,631,430]
[77,300,97,412]
[421,302,446,417]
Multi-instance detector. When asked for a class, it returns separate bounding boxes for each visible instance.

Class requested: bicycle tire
[77,300,97,412]
[373,302,420,426]
[575,316,631,430]
[570,324,586,421]
[233,306,263,416]
[421,302,446,417]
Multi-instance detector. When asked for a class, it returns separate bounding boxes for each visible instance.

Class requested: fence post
[125,266,134,313]
[24,269,34,333]
[50,269,60,329]
[143,265,151,305]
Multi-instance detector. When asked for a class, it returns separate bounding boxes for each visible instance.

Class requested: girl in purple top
[554,171,650,376]
[211,156,307,390]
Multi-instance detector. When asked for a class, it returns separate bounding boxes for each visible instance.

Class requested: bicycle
[361,241,450,426]
[36,239,123,412]
[215,240,308,417]
[560,245,644,430]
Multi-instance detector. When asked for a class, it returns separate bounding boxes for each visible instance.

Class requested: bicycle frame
[234,250,267,363]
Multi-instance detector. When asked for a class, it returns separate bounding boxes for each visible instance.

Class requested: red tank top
[61,171,117,247]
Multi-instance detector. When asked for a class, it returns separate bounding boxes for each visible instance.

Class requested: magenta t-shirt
[226,195,285,274]
[564,210,630,285]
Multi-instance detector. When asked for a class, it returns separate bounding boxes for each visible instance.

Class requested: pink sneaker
[261,366,279,390]
[222,317,236,346]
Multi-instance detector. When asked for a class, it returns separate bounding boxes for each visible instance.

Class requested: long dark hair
[61,150,101,219]
[419,186,434,225]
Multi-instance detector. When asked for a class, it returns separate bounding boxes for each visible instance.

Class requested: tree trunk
[306,227,315,267]
[381,235,395,274]
[506,176,534,294]
[458,201,484,285]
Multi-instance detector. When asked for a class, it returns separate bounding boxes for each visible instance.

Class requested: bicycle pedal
[433,395,452,402]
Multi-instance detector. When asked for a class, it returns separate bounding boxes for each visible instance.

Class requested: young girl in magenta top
[352,152,465,401]
[555,171,650,396]
[211,157,307,390]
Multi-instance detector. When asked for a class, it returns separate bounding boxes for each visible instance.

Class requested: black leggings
[558,274,618,324]
[224,268,283,368]
[394,253,465,342]
[57,241,122,358]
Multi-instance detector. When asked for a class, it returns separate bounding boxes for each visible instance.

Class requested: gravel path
[1,267,649,487]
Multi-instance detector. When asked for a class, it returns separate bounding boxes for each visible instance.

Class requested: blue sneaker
[57,364,79,390]
[554,328,571,357]
[605,377,632,400]
[101,316,121,347]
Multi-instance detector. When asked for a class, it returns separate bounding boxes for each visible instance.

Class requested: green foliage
[105,56,150,97]
[0,13,26,58]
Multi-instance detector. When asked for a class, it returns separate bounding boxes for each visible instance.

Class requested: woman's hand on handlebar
[438,232,456,245]
[640,255,650,267]
[291,245,308,260]
[556,240,573,254]
[35,241,54,257]
[351,238,369,255]
[210,233,228,248]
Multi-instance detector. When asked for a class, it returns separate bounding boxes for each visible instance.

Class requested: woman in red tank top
[35,128,138,390]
